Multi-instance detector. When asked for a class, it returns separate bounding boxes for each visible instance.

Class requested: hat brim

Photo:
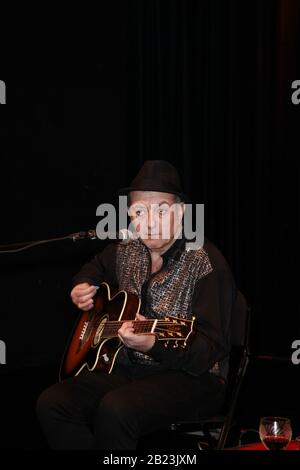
[118,187,190,203]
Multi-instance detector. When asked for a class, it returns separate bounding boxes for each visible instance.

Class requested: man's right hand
[70,283,98,311]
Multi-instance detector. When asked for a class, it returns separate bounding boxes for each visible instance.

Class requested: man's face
[128,191,184,251]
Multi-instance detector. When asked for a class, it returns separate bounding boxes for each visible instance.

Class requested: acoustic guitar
[59,282,194,381]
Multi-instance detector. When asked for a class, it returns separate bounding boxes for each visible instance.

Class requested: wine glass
[259,416,292,450]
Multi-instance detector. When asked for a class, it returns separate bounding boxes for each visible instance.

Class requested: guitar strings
[86,315,191,338]
[100,321,184,325]
[101,321,189,331]
[102,323,188,336]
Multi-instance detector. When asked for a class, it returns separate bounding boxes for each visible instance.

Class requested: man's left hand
[118,313,156,352]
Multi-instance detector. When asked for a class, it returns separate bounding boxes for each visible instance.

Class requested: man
[37,160,236,450]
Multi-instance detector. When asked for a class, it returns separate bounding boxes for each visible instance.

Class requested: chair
[170,289,250,450]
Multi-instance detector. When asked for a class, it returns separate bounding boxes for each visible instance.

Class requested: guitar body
[59,283,141,381]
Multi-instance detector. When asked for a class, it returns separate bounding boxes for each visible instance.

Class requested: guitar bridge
[79,321,89,341]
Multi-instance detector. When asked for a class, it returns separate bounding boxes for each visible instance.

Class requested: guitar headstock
[155,315,195,348]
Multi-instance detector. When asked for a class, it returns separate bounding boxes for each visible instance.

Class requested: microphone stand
[0,230,97,254]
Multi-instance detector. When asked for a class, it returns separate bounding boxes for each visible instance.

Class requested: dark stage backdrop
[0,0,299,371]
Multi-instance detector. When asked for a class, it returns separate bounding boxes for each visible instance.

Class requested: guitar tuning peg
[173,340,179,349]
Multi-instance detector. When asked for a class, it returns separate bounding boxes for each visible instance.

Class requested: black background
[0,0,299,452]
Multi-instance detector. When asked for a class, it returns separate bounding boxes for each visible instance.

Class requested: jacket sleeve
[71,243,118,287]
[147,267,235,376]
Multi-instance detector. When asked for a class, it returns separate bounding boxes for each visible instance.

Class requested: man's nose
[147,209,157,229]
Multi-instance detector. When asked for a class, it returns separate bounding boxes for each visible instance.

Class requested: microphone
[71,228,134,242]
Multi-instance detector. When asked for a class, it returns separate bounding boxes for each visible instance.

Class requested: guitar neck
[101,318,192,341]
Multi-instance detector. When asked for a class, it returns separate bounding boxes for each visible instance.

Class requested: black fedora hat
[118,160,189,202]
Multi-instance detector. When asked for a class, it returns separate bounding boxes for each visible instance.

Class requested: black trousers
[36,363,225,450]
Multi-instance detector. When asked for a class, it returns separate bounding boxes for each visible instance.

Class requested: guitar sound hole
[92,316,108,347]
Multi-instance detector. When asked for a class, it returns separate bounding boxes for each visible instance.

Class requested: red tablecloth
[236,440,300,450]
